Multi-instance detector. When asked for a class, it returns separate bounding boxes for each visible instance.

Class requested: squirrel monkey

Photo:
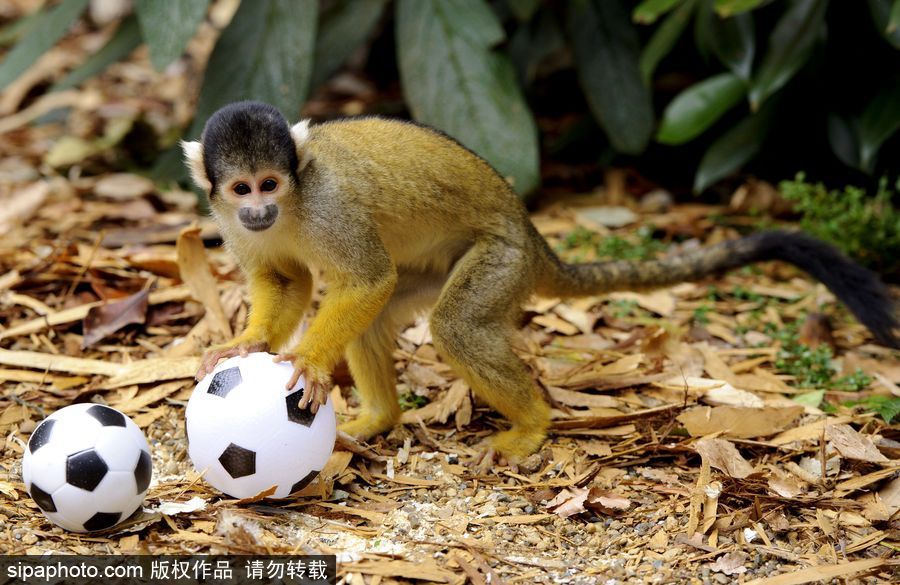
[183,101,898,461]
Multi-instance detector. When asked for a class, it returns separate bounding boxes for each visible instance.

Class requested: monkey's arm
[277,235,397,411]
[198,262,312,377]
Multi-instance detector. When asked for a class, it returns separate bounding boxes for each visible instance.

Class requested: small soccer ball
[186,352,336,499]
[22,404,152,532]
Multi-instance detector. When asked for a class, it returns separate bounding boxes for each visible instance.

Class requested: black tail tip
[751,230,900,349]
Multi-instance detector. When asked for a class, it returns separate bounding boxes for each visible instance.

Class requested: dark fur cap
[201,101,299,194]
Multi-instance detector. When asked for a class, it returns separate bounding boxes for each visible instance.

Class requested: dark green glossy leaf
[826,114,861,170]
[0,0,89,90]
[190,0,318,137]
[134,0,209,71]
[696,2,755,80]
[867,0,900,49]
[507,0,542,21]
[0,11,40,46]
[657,73,746,144]
[509,9,565,84]
[749,0,827,110]
[396,0,540,195]
[568,0,654,154]
[51,15,141,91]
[693,105,773,192]
[633,0,682,24]
[640,0,696,83]
[713,0,770,16]
[859,81,900,172]
[311,0,387,89]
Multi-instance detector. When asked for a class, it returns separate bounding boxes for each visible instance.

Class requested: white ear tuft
[181,140,212,192]
[290,119,311,146]
[290,119,313,171]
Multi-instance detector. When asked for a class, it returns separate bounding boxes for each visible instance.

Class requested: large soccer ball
[22,404,152,532]
[186,352,336,499]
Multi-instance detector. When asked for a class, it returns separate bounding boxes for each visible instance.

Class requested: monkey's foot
[338,414,397,442]
[197,341,269,380]
[488,427,547,462]
[273,353,331,414]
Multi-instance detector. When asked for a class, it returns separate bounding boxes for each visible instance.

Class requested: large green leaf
[657,73,746,144]
[568,0,655,154]
[713,0,770,16]
[867,0,900,49]
[506,0,542,21]
[396,0,540,195]
[748,0,827,110]
[859,81,900,172]
[827,115,861,170]
[633,0,683,24]
[693,105,773,192]
[51,15,142,91]
[190,0,318,137]
[696,1,755,80]
[640,0,697,83]
[509,9,565,84]
[311,0,387,89]
[0,0,89,90]
[134,0,209,71]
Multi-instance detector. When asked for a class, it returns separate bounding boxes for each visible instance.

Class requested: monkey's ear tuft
[181,140,212,192]
[290,120,313,171]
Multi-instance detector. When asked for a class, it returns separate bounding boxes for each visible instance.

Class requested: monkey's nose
[238,204,279,231]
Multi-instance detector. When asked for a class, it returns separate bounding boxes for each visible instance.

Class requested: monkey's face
[218,169,290,232]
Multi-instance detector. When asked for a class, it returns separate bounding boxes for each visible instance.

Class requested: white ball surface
[186,352,336,499]
[22,404,152,532]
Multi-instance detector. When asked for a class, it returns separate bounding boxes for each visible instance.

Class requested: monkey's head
[181,101,310,233]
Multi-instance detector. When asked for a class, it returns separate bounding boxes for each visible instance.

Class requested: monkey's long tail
[535,229,899,348]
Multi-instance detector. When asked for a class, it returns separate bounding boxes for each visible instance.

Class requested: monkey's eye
[260,179,278,192]
[234,183,251,196]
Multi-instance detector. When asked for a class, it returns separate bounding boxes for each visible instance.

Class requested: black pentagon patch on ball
[285,390,315,427]
[289,469,320,494]
[134,450,152,493]
[83,511,121,532]
[86,404,126,427]
[28,419,55,454]
[29,483,57,512]
[218,443,256,478]
[208,366,242,398]
[66,449,109,491]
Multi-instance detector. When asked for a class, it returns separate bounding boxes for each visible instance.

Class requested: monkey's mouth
[238,204,279,232]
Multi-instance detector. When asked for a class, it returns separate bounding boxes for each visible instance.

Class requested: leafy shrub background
[1,0,898,197]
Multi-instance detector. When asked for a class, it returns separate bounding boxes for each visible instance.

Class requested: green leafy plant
[398,391,428,411]
[779,174,900,275]
[557,225,667,261]
[767,321,873,390]
[844,395,900,423]
[1,0,898,195]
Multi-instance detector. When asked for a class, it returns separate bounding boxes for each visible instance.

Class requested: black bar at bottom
[1,555,336,585]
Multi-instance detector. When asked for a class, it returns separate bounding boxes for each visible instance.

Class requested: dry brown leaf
[677,405,804,439]
[82,290,149,348]
[742,558,883,585]
[176,227,231,339]
[586,488,631,512]
[545,487,590,518]
[609,290,675,316]
[436,379,469,424]
[695,437,755,479]
[93,173,156,200]
[0,181,49,233]
[547,386,620,409]
[532,314,580,335]
[825,423,889,463]
[710,552,748,576]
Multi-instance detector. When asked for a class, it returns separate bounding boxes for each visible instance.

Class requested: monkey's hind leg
[340,271,444,442]
[340,316,401,441]
[430,238,551,461]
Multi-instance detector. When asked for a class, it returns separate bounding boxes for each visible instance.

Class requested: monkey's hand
[272,353,330,413]
[197,337,269,380]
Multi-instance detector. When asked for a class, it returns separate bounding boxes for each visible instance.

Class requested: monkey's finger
[285,369,302,392]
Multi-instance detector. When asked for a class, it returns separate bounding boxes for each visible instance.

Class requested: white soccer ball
[186,352,336,499]
[22,404,152,532]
